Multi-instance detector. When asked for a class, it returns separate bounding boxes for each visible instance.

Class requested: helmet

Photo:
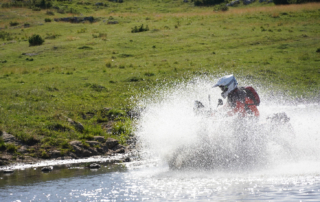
[213,74,238,99]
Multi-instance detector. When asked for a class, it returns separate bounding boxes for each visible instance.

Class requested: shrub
[44,18,52,22]
[46,11,54,15]
[85,83,106,92]
[15,132,39,145]
[28,34,44,46]
[144,72,155,77]
[10,21,19,26]
[6,143,17,153]
[47,123,70,132]
[106,61,112,68]
[126,76,142,82]
[78,46,92,50]
[0,31,11,40]
[194,0,224,6]
[77,28,87,33]
[36,0,52,9]
[0,137,6,151]
[131,24,149,33]
[40,150,50,158]
[316,48,320,53]
[273,0,318,4]
[32,7,41,11]
[103,109,127,120]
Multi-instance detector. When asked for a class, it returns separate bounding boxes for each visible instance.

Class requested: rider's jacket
[227,88,260,117]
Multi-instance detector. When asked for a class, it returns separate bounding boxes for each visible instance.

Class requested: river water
[1,77,320,201]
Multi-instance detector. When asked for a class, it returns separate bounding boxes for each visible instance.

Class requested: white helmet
[213,74,238,99]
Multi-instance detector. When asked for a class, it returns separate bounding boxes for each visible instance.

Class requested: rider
[213,74,260,118]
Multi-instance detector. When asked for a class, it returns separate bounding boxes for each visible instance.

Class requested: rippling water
[1,161,320,201]
[1,77,320,201]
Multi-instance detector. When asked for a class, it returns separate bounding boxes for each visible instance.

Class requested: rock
[105,138,119,149]
[56,156,72,160]
[86,141,100,146]
[94,136,105,143]
[1,132,23,145]
[82,149,92,157]
[3,169,14,173]
[17,146,28,153]
[112,145,125,153]
[88,147,99,155]
[243,0,254,5]
[69,140,83,146]
[41,166,53,172]
[69,153,79,159]
[89,163,101,169]
[124,157,131,162]
[73,145,83,156]
[227,0,240,6]
[67,118,84,132]
[107,21,119,24]
[50,150,61,158]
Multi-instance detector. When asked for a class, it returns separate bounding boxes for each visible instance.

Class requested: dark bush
[144,72,155,77]
[44,18,52,22]
[32,7,41,11]
[0,137,6,151]
[85,83,106,92]
[6,143,17,153]
[194,0,224,6]
[10,21,19,26]
[0,31,11,40]
[35,0,52,9]
[47,123,70,132]
[131,24,149,33]
[46,11,55,15]
[273,0,319,4]
[126,76,142,82]
[316,48,320,53]
[78,46,93,50]
[29,34,44,46]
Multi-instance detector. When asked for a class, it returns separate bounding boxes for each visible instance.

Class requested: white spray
[134,76,320,172]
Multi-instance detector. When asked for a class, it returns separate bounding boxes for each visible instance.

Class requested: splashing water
[135,77,320,172]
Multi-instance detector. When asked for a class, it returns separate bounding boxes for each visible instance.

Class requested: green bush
[15,132,39,145]
[40,150,50,158]
[6,143,17,153]
[28,34,44,46]
[44,18,52,22]
[0,137,6,151]
[316,48,320,53]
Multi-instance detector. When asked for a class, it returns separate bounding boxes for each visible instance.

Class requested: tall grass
[0,0,319,148]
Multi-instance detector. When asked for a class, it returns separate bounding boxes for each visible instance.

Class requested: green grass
[0,0,319,151]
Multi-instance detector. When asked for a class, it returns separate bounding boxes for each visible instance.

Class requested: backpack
[240,86,260,106]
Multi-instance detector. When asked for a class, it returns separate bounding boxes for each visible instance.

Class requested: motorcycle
[167,99,295,170]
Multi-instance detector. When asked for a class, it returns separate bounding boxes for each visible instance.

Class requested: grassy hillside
[0,0,319,156]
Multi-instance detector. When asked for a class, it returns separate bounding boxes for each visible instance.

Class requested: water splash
[134,76,320,172]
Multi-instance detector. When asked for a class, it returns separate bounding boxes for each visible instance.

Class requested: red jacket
[227,88,259,117]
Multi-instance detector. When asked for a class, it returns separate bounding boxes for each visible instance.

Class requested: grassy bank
[0,0,319,157]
